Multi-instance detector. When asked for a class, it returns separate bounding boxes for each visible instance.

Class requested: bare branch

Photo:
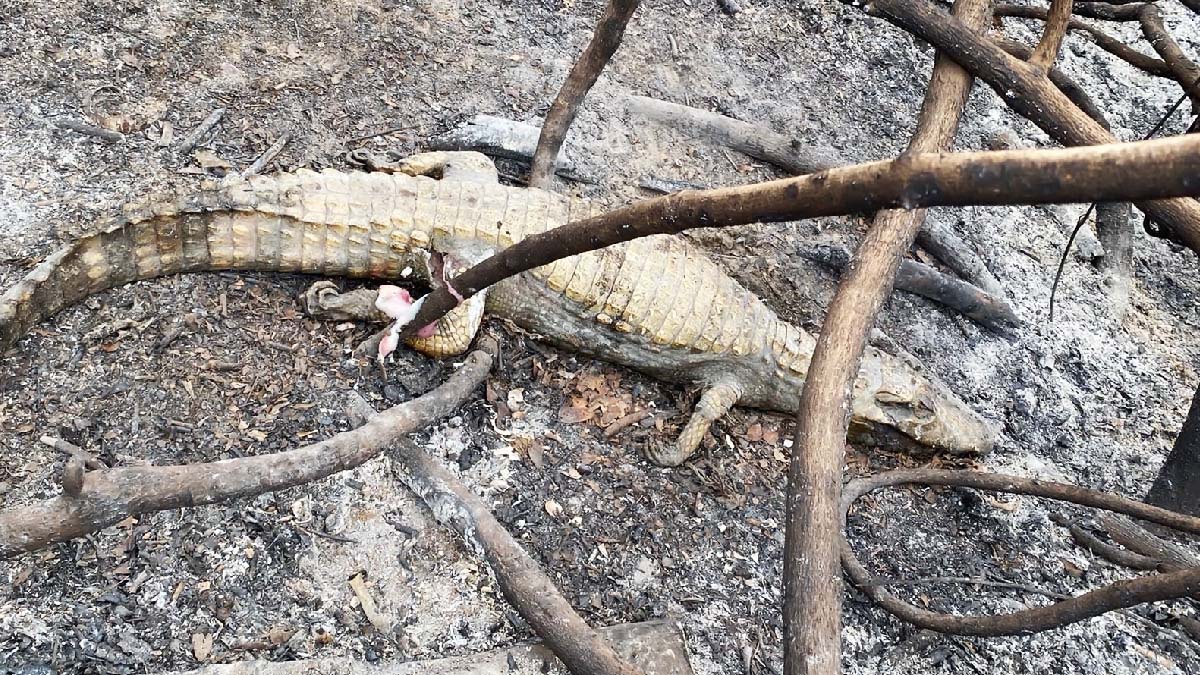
[0,348,494,558]
[1052,513,1167,571]
[801,243,1019,332]
[528,0,640,187]
[1029,0,1074,72]
[394,134,1200,346]
[389,436,644,675]
[782,1,991,672]
[1140,5,1200,110]
[841,469,1200,636]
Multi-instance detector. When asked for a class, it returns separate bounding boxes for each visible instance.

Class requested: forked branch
[1029,0,1074,72]
[858,0,1200,251]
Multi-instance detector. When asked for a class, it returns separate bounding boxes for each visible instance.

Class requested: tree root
[841,469,1200,636]
[1099,514,1200,569]
[0,345,495,559]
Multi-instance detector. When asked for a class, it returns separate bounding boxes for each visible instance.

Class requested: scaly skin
[0,152,996,465]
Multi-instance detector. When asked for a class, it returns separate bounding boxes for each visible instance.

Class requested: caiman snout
[850,347,996,455]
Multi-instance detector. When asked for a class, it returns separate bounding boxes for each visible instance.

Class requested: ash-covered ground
[2,0,1200,673]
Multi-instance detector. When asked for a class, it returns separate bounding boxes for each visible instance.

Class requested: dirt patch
[2,1,1200,674]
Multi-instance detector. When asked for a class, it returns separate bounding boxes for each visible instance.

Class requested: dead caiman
[0,151,996,465]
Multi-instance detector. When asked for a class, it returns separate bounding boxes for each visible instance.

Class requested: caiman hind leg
[645,377,744,467]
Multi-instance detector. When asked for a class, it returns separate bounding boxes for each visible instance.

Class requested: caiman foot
[300,281,386,322]
[645,379,743,467]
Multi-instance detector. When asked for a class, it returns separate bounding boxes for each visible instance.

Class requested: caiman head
[849,346,997,455]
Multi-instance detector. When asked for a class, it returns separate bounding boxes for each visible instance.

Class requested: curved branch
[993,4,1173,77]
[841,469,1200,636]
[1029,0,1074,72]
[783,0,992,672]
[0,347,495,558]
[393,133,1200,345]
[528,0,640,187]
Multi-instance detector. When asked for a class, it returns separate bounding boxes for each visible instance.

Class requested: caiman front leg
[646,377,744,467]
[301,279,488,360]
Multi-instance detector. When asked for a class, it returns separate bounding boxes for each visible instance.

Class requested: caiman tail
[0,190,225,350]
[0,170,425,351]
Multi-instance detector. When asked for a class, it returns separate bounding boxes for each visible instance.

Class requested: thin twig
[864,576,1072,599]
[241,133,291,178]
[841,469,1200,636]
[177,108,225,154]
[53,118,123,143]
[528,0,639,187]
[1029,0,1074,72]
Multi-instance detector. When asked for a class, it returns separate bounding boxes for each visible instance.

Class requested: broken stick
[427,114,588,181]
[342,380,643,675]
[177,108,226,154]
[625,94,844,175]
[801,244,1020,332]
